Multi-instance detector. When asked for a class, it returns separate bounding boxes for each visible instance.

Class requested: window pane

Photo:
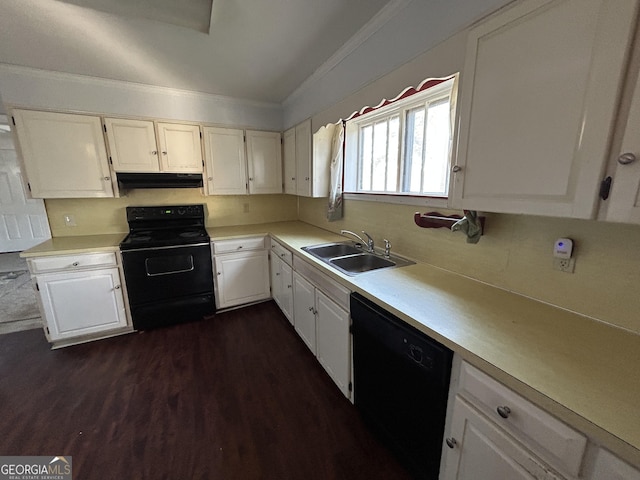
[360,125,373,190]
[371,121,387,191]
[405,107,425,193]
[387,116,399,191]
[423,99,450,195]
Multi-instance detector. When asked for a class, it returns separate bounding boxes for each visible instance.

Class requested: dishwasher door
[351,292,453,480]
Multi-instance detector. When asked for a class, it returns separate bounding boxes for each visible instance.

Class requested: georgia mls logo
[0,456,72,479]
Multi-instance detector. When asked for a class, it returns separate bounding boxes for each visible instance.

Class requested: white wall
[282,0,514,129]
[0,64,283,130]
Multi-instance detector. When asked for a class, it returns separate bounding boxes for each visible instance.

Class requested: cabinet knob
[162,151,167,155]
[249,177,254,181]
[237,245,243,249]
[276,272,280,276]
[618,152,637,165]
[72,262,79,267]
[104,176,111,181]
[445,437,457,449]
[496,405,511,419]
[152,150,158,155]
[452,165,462,173]
[305,176,310,181]
[208,177,213,181]
[291,177,295,180]
[217,272,221,275]
[287,284,291,289]
[114,285,121,290]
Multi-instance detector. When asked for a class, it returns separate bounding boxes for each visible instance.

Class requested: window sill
[343,192,449,209]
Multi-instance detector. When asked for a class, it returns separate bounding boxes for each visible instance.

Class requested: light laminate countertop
[21,222,640,465]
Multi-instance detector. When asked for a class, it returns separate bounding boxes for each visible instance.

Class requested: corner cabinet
[282,119,335,197]
[246,130,282,194]
[212,236,270,309]
[451,0,639,218]
[270,239,293,324]
[12,110,114,198]
[27,252,129,344]
[104,118,202,173]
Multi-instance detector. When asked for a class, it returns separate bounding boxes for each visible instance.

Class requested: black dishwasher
[351,292,453,480]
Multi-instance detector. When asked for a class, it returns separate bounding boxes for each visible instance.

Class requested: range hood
[117,172,203,189]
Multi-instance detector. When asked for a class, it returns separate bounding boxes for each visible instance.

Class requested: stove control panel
[126,205,205,221]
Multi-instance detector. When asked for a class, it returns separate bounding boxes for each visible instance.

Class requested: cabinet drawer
[270,238,292,266]
[459,361,587,476]
[29,252,117,274]
[212,236,265,254]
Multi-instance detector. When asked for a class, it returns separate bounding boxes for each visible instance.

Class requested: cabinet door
[214,250,270,309]
[316,289,350,398]
[283,127,296,194]
[441,396,542,480]
[292,272,316,354]
[605,50,640,224]
[157,122,203,173]
[279,261,293,324]
[246,130,282,194]
[203,127,247,195]
[451,0,638,218]
[104,118,160,172]
[270,254,284,306]
[12,110,113,198]
[295,119,312,196]
[36,267,127,341]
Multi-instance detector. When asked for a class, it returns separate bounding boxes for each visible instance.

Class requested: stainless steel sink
[302,241,414,275]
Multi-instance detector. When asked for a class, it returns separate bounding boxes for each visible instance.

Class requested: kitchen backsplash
[297,196,640,335]
[45,191,298,236]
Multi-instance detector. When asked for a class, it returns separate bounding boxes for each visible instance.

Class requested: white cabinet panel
[452,0,638,218]
[270,254,293,324]
[157,122,203,173]
[203,127,247,195]
[295,119,312,195]
[36,267,127,341]
[214,249,270,309]
[316,289,350,398]
[588,448,640,480]
[13,110,113,198]
[293,271,316,354]
[283,127,296,194]
[104,118,159,172]
[246,130,282,194]
[441,397,540,480]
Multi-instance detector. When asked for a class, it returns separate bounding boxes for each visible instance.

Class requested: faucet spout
[340,229,375,253]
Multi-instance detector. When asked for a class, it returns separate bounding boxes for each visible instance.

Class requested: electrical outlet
[553,257,575,273]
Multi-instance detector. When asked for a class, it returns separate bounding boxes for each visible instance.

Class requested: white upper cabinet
[451,0,639,218]
[202,127,248,195]
[283,119,335,197]
[104,118,159,172]
[156,122,203,172]
[246,130,282,194]
[13,109,114,198]
[105,118,202,173]
[602,41,640,224]
[283,127,296,194]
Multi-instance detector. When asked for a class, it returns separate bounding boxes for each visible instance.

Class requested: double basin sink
[301,241,415,276]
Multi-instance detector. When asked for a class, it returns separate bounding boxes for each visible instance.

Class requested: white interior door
[0,119,50,252]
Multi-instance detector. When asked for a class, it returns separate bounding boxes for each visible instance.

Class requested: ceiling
[0,0,391,104]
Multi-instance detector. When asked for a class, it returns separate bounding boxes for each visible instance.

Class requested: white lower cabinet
[28,253,128,343]
[291,261,352,400]
[443,396,544,480]
[270,240,293,324]
[212,236,270,309]
[293,272,316,353]
[442,361,588,480]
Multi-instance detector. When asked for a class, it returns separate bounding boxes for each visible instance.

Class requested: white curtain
[326,122,345,222]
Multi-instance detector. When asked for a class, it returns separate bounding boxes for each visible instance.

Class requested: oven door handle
[145,256,195,277]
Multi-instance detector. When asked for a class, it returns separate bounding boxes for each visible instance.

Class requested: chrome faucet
[341,230,375,253]
[383,239,391,258]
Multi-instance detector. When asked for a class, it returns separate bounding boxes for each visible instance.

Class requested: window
[345,77,456,200]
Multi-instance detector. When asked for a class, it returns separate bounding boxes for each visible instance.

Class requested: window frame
[344,77,457,207]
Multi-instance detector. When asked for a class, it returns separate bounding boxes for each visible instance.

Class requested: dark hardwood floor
[0,301,413,479]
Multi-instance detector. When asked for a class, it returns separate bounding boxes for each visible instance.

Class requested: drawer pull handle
[445,437,457,449]
[497,406,511,419]
[280,253,285,257]
[72,262,79,267]
[237,245,243,249]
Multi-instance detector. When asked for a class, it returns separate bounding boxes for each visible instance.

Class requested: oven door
[122,243,213,306]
